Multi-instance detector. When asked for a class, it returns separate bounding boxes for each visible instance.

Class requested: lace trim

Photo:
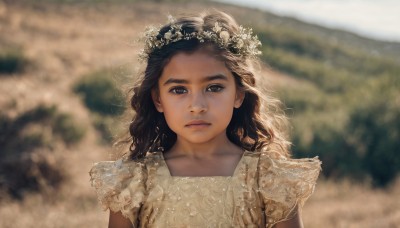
[258,153,322,226]
[89,159,147,223]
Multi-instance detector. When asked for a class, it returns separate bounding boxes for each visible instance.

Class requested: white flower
[154,40,162,47]
[203,31,212,39]
[219,31,230,43]
[213,22,222,33]
[164,31,172,40]
[236,39,244,48]
[175,31,183,39]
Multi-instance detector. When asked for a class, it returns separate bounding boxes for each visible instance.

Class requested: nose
[189,91,208,113]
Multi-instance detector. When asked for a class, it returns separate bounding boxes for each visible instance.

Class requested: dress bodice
[89,151,321,227]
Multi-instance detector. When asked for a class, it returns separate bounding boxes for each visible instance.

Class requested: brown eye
[169,87,187,94]
[206,84,224,92]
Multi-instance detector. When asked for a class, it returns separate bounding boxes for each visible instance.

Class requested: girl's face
[152,49,244,145]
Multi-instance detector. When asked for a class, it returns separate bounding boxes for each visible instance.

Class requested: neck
[168,133,241,159]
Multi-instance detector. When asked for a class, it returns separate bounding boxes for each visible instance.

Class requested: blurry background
[0,0,399,227]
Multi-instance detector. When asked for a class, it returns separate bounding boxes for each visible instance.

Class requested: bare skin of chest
[163,152,243,177]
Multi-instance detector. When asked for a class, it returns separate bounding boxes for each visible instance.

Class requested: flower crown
[139,16,262,60]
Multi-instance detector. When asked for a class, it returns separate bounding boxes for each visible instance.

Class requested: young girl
[90,10,321,228]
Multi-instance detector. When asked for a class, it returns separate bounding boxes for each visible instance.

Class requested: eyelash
[169,84,225,94]
[169,87,187,94]
[207,84,224,92]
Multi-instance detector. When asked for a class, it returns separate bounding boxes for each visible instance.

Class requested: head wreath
[139,15,262,60]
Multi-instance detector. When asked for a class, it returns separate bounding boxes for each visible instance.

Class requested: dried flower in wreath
[138,15,262,60]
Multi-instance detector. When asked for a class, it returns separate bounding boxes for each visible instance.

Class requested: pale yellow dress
[89,151,321,227]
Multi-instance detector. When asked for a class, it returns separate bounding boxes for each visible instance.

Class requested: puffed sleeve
[258,152,321,227]
[89,159,147,224]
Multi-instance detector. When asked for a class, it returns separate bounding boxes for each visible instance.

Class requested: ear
[151,89,163,112]
[234,90,245,108]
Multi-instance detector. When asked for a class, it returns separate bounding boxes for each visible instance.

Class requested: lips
[185,120,211,127]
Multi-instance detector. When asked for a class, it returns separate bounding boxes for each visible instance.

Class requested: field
[0,1,399,227]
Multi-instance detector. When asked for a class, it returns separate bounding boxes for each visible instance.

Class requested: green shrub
[261,47,361,93]
[0,104,85,156]
[93,115,115,144]
[290,89,400,187]
[74,71,126,116]
[0,105,84,199]
[53,113,86,145]
[0,105,56,156]
[346,98,400,187]
[0,151,66,200]
[92,114,125,145]
[292,122,365,181]
[0,48,28,74]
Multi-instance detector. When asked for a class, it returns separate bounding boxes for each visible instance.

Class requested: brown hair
[119,10,291,160]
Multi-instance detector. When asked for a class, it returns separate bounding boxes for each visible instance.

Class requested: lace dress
[89,151,321,227]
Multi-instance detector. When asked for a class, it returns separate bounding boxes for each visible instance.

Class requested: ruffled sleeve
[89,159,147,224]
[258,152,321,227]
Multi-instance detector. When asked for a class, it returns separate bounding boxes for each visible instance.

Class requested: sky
[215,0,400,42]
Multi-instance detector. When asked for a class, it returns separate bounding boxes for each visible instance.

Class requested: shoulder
[89,158,147,190]
[257,151,322,225]
[257,151,322,193]
[89,157,147,221]
[89,151,162,179]
[90,157,145,173]
[258,151,322,174]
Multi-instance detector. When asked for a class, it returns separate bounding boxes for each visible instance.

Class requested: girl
[90,10,321,228]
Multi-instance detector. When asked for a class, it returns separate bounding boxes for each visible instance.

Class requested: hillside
[0,1,399,227]
[211,1,400,62]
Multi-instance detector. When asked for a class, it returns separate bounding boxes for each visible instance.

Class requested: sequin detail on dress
[89,151,321,227]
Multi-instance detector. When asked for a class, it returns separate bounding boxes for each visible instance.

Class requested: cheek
[160,98,184,119]
[209,94,236,122]
[212,89,238,107]
[161,96,183,109]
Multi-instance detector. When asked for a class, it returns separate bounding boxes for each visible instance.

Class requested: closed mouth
[185,120,211,127]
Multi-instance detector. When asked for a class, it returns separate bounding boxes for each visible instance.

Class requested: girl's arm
[108,211,134,228]
[273,208,304,228]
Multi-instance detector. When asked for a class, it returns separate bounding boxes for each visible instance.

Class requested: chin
[180,136,216,144]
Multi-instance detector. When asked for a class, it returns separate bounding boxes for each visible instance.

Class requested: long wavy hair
[119,10,291,160]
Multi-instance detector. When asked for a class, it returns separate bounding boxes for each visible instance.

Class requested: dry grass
[304,179,400,228]
[0,1,399,227]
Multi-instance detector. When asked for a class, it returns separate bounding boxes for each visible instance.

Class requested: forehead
[160,50,233,83]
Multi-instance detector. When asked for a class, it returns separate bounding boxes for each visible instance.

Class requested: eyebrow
[163,74,228,85]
